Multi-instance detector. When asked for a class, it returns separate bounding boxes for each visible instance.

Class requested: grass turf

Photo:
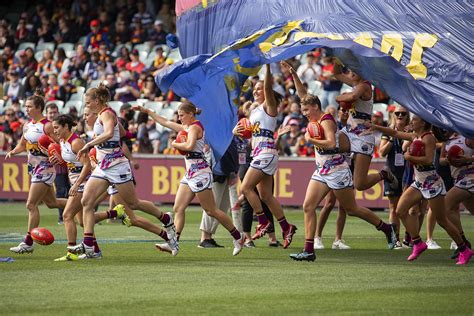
[0,203,473,315]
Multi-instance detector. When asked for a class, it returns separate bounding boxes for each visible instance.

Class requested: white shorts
[90,161,133,185]
[181,173,213,193]
[342,128,375,156]
[311,167,353,190]
[411,181,446,200]
[31,172,56,186]
[107,185,119,195]
[454,176,474,194]
[250,153,278,176]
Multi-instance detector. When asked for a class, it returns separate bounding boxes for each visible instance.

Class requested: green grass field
[0,203,473,315]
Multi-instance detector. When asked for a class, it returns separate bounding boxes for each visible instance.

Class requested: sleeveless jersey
[314,114,348,175]
[60,133,89,186]
[445,135,474,181]
[23,118,54,174]
[93,107,127,169]
[412,132,444,190]
[347,81,373,135]
[249,104,278,157]
[184,121,212,178]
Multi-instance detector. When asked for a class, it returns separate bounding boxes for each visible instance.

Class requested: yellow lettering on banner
[278,168,293,198]
[258,20,304,53]
[202,0,208,9]
[3,163,21,192]
[22,164,29,191]
[353,32,374,48]
[406,33,438,79]
[380,34,404,61]
[171,166,186,194]
[152,166,169,195]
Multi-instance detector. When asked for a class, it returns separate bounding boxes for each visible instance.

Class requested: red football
[447,145,465,166]
[89,147,98,164]
[409,139,425,157]
[176,130,188,155]
[48,143,65,165]
[307,121,325,140]
[30,227,55,246]
[238,118,253,139]
[38,134,53,148]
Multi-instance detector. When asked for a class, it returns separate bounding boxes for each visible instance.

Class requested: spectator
[10,97,26,120]
[82,51,101,84]
[24,47,38,73]
[132,1,154,30]
[319,56,342,111]
[104,73,118,100]
[140,74,161,100]
[84,19,111,51]
[135,112,153,153]
[0,25,15,50]
[152,46,166,70]
[130,20,146,44]
[2,107,22,149]
[36,49,57,77]
[54,47,69,73]
[296,54,321,85]
[21,74,42,99]
[1,45,14,69]
[111,19,131,44]
[126,49,145,76]
[13,50,32,78]
[54,17,77,44]
[279,118,302,156]
[37,20,54,43]
[114,71,140,103]
[57,72,77,102]
[15,17,36,44]
[149,20,168,46]
[44,73,61,101]
[162,134,180,155]
[282,101,305,127]
[3,69,23,102]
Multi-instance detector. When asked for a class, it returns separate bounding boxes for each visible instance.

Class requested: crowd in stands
[0,0,397,157]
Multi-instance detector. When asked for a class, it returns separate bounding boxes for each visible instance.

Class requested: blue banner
[157,0,473,159]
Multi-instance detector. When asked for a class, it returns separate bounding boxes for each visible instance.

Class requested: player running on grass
[68,84,178,258]
[233,64,297,248]
[284,65,396,262]
[50,114,129,261]
[369,117,473,265]
[81,106,179,257]
[7,91,67,254]
[440,132,473,259]
[133,101,245,256]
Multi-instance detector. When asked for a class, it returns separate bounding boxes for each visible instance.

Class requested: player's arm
[332,59,354,86]
[281,61,307,99]
[132,105,184,132]
[370,124,415,142]
[5,135,27,159]
[439,143,449,166]
[264,64,278,116]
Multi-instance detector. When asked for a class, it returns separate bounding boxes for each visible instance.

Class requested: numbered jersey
[93,107,127,170]
[184,121,211,179]
[314,114,348,175]
[23,118,54,175]
[61,133,89,186]
[249,104,278,157]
